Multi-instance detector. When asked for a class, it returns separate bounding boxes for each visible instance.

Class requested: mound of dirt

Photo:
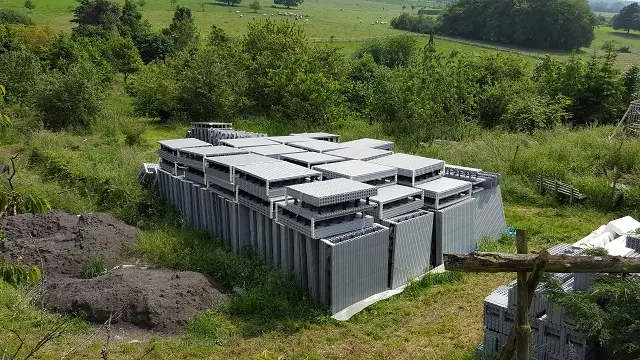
[0,211,227,333]
[45,268,226,332]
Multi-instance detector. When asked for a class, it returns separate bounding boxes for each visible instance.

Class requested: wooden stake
[515,230,530,360]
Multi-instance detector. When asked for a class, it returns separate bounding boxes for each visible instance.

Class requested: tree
[217,0,242,6]
[162,6,199,53]
[0,9,35,25]
[24,0,36,12]
[354,35,417,68]
[250,0,262,12]
[118,0,151,46]
[613,2,640,33]
[126,61,180,121]
[104,35,142,81]
[170,0,177,9]
[274,0,303,9]
[137,0,146,11]
[71,0,121,39]
[139,32,172,62]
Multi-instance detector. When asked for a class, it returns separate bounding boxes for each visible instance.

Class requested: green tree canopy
[104,35,142,81]
[250,1,262,12]
[162,6,199,53]
[217,0,242,6]
[24,0,36,12]
[71,0,121,39]
[118,0,151,45]
[274,0,303,9]
[613,2,640,33]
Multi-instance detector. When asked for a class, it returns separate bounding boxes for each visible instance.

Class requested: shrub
[0,9,34,25]
[126,61,180,121]
[0,50,42,103]
[391,13,435,34]
[121,120,145,146]
[83,256,107,278]
[618,45,631,53]
[354,35,417,68]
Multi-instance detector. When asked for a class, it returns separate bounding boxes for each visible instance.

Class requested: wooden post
[515,230,530,360]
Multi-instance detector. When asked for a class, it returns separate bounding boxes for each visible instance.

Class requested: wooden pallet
[537,176,586,204]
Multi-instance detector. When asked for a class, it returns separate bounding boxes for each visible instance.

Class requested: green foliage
[218,0,242,6]
[249,0,262,12]
[613,2,640,33]
[274,0,303,8]
[32,60,106,131]
[104,35,142,81]
[354,35,417,68]
[390,13,435,34]
[545,275,640,359]
[186,310,236,342]
[118,0,151,46]
[24,0,36,12]
[162,6,199,54]
[0,258,41,287]
[582,246,608,255]
[0,50,42,103]
[403,271,466,298]
[0,9,35,25]
[71,0,122,39]
[438,0,597,50]
[121,120,145,146]
[126,60,180,121]
[82,256,107,278]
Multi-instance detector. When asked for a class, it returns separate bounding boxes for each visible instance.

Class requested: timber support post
[515,230,530,360]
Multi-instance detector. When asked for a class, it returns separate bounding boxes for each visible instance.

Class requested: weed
[82,256,107,279]
[582,247,609,256]
[402,271,466,299]
[0,230,7,243]
[186,310,237,343]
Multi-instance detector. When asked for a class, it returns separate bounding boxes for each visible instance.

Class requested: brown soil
[0,211,227,333]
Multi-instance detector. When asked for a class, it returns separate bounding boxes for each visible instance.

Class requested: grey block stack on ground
[150,124,508,317]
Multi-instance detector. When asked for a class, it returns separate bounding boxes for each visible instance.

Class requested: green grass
[82,256,108,278]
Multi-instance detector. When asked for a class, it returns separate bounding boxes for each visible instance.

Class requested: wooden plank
[444,252,640,273]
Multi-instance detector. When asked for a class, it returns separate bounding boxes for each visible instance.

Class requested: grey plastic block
[235,161,322,200]
[265,135,316,144]
[433,197,477,266]
[381,210,434,289]
[245,144,307,159]
[289,139,347,153]
[319,224,390,314]
[220,137,279,148]
[205,153,280,188]
[325,147,392,161]
[473,186,507,242]
[444,165,502,191]
[370,184,424,221]
[178,146,248,172]
[236,190,285,219]
[339,138,394,151]
[158,138,210,150]
[280,151,346,168]
[285,178,378,207]
[191,121,232,128]
[368,153,444,186]
[277,204,375,239]
[313,160,397,187]
[415,177,473,210]
[290,132,340,143]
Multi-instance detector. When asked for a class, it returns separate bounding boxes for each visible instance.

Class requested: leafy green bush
[83,256,107,278]
[390,13,435,34]
[126,61,180,121]
[0,258,41,287]
[354,35,417,68]
[618,45,631,53]
[0,9,34,25]
[0,50,42,103]
[121,120,145,146]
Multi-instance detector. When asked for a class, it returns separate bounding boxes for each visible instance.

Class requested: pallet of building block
[290,132,340,143]
[184,167,206,185]
[289,139,347,153]
[432,197,477,266]
[178,146,247,172]
[158,138,210,166]
[483,285,514,335]
[265,135,316,145]
[220,137,278,149]
[205,153,280,192]
[313,160,397,187]
[367,153,443,187]
[236,189,285,219]
[245,144,307,159]
[138,163,159,188]
[315,224,389,314]
[280,151,345,168]
[472,185,507,242]
[370,184,424,221]
[159,158,175,175]
[235,161,322,201]
[339,137,394,151]
[415,177,473,210]
[277,206,375,239]
[324,146,392,162]
[381,210,434,289]
[445,165,502,192]
[284,177,378,207]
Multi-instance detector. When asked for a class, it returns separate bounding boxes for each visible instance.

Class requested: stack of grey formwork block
[158,138,210,175]
[369,184,424,223]
[290,132,340,143]
[288,139,347,153]
[369,153,445,187]
[415,177,477,266]
[476,244,597,360]
[444,165,507,243]
[265,135,316,145]
[235,161,322,258]
[325,146,392,161]
[220,137,279,149]
[188,122,233,143]
[139,163,159,188]
[244,144,308,159]
[340,137,394,151]
[280,151,345,168]
[275,178,389,313]
[178,146,248,185]
[313,160,398,187]
[204,128,268,146]
[204,153,280,200]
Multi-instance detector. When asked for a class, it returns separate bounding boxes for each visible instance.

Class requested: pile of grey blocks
[151,123,507,316]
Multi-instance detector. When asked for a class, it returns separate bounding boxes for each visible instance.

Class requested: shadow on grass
[608,30,640,40]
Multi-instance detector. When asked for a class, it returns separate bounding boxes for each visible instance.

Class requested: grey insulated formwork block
[370,184,424,221]
[318,224,390,314]
[313,160,397,187]
[265,135,316,144]
[290,132,340,143]
[178,146,248,172]
[473,185,507,242]
[280,151,345,168]
[444,165,502,192]
[325,147,392,162]
[415,177,473,210]
[245,144,308,159]
[235,161,322,201]
[158,138,210,175]
[220,137,279,148]
[382,210,434,289]
[368,153,444,187]
[340,137,394,151]
[205,153,280,198]
[289,139,347,153]
[433,197,477,266]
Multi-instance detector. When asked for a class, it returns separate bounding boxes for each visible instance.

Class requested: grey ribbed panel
[300,235,309,290]
[433,198,477,267]
[322,225,390,314]
[280,228,293,273]
[236,204,250,253]
[473,186,507,243]
[257,213,266,259]
[220,197,229,246]
[248,209,256,249]
[290,132,340,142]
[382,210,434,289]
[228,200,238,252]
[271,220,282,266]
[339,138,394,151]
[264,217,273,264]
[293,232,303,284]
[318,241,329,305]
[306,236,320,303]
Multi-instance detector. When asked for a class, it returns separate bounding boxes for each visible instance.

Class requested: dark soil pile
[0,211,227,333]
